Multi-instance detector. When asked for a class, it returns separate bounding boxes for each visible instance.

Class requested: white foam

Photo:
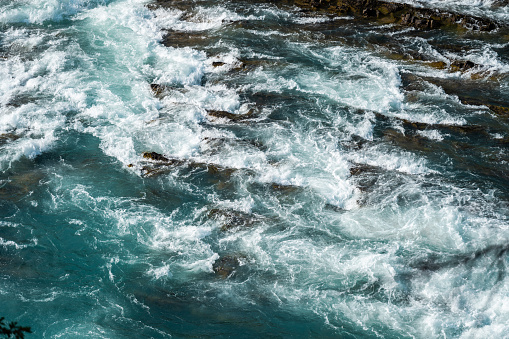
[0,238,28,249]
[388,0,509,22]
[0,44,77,168]
[153,6,263,32]
[147,264,172,280]
[417,129,445,141]
[245,45,405,114]
[348,144,434,175]
[0,0,113,24]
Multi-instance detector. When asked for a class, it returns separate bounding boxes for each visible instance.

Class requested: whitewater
[1,0,508,337]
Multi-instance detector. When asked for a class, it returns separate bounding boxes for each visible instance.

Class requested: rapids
[1,0,508,337]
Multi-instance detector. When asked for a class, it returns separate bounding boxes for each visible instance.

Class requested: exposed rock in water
[383,128,435,152]
[270,183,302,193]
[286,0,500,31]
[450,60,477,72]
[142,151,170,162]
[150,83,165,97]
[487,105,509,118]
[371,110,488,137]
[349,163,381,176]
[212,254,246,278]
[140,151,244,179]
[206,164,237,178]
[212,61,226,67]
[161,31,210,48]
[207,109,256,122]
[0,133,20,146]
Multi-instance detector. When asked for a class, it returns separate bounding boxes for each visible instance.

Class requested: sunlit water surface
[1,0,509,337]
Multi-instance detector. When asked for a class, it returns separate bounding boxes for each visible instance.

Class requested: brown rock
[207,109,255,122]
[142,152,169,162]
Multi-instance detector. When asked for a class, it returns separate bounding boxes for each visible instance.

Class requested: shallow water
[1,0,509,337]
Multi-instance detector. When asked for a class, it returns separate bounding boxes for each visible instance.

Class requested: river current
[1,0,508,337]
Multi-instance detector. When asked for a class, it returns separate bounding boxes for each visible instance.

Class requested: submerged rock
[208,208,257,231]
[349,163,381,176]
[0,171,44,202]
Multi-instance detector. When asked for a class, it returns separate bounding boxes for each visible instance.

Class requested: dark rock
[383,129,434,152]
[487,105,509,118]
[270,183,301,192]
[341,135,369,151]
[161,31,209,48]
[142,151,170,162]
[0,133,20,146]
[349,163,380,176]
[140,152,244,179]
[207,109,256,122]
[212,61,226,67]
[287,0,500,31]
[207,164,237,178]
[150,83,165,96]
[212,255,245,278]
[450,60,477,72]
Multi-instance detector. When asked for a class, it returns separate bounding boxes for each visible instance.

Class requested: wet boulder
[212,254,246,278]
[142,151,170,162]
[450,60,477,72]
[207,109,256,122]
[150,83,164,95]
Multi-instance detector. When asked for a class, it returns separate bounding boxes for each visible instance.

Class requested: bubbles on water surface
[0,0,509,337]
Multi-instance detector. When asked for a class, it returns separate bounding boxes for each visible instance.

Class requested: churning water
[1,0,508,337]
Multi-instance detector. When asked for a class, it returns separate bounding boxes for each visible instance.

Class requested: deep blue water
[1,0,509,337]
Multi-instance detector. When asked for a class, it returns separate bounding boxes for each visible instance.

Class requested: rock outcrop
[286,0,500,31]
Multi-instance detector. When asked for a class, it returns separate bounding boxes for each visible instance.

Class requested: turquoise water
[1,0,509,337]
